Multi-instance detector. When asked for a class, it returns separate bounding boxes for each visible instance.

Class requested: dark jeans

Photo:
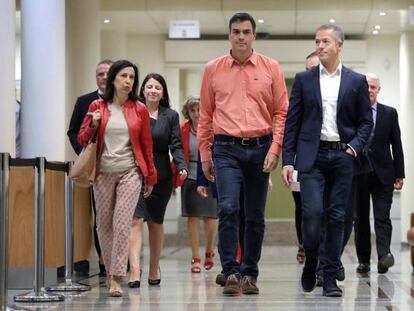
[214,139,270,278]
[354,171,394,262]
[317,176,357,275]
[299,148,355,280]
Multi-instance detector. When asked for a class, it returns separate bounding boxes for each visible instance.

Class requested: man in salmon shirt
[197,12,288,296]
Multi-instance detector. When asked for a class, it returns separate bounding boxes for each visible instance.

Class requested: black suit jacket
[67,90,100,155]
[282,65,373,172]
[150,106,187,180]
[368,103,405,185]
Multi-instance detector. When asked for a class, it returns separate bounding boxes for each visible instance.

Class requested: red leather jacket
[172,121,191,188]
[78,99,157,186]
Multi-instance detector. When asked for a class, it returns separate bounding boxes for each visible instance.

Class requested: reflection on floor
[6,245,414,310]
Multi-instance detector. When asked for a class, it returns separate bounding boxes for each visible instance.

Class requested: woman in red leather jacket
[78,60,157,297]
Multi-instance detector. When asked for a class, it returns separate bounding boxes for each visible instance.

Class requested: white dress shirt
[319,62,342,141]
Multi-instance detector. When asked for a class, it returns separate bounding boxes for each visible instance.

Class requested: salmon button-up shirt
[197,50,289,162]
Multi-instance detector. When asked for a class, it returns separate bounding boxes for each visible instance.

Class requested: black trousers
[354,172,394,263]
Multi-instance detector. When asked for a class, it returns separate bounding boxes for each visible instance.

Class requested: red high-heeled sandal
[204,252,215,270]
[191,258,201,273]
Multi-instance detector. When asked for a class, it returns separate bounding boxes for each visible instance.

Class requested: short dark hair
[228,12,256,33]
[102,60,139,102]
[306,51,318,59]
[139,73,170,108]
[316,24,344,43]
[181,96,200,120]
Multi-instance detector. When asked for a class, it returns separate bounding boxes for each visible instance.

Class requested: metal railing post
[1,153,30,311]
[0,153,9,307]
[14,157,64,302]
[47,162,90,292]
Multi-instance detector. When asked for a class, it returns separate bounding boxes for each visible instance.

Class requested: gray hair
[365,72,381,87]
[316,24,345,43]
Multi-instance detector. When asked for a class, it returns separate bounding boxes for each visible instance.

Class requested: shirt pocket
[248,76,272,99]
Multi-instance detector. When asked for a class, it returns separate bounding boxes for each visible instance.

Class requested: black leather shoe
[216,273,226,287]
[148,267,161,286]
[356,263,370,274]
[301,258,317,292]
[378,253,394,274]
[323,279,343,297]
[128,269,142,288]
[336,265,345,281]
[128,280,141,288]
[316,274,323,287]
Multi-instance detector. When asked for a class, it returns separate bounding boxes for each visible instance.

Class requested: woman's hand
[88,109,101,127]
[197,186,208,198]
[143,184,153,198]
[179,169,187,181]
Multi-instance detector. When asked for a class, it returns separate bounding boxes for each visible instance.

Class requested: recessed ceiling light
[258,19,265,24]
[104,19,110,24]
[329,18,335,23]
[372,30,379,35]
[374,25,381,30]
[379,12,386,16]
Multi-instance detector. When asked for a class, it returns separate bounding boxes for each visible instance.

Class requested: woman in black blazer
[128,73,187,287]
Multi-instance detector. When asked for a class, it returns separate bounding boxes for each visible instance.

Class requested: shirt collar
[319,61,342,77]
[371,102,377,110]
[227,50,257,67]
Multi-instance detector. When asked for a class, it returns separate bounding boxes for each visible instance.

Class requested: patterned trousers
[93,167,142,276]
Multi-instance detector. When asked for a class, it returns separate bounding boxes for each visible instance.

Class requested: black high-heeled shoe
[128,269,142,288]
[148,267,161,286]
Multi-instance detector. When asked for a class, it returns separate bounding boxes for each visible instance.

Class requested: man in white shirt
[282,24,373,297]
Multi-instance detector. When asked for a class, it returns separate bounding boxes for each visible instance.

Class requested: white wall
[126,34,165,84]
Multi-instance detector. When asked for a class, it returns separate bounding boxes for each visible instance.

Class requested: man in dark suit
[67,59,112,276]
[282,24,373,297]
[354,73,405,275]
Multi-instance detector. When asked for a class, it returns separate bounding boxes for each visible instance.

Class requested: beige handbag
[70,129,98,187]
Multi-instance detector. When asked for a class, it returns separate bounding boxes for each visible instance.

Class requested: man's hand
[394,178,404,190]
[197,186,208,198]
[263,152,279,172]
[345,147,356,157]
[202,160,215,182]
[143,185,153,198]
[281,165,294,188]
[268,177,273,192]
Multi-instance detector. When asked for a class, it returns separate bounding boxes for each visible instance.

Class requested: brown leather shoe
[240,275,259,295]
[222,274,241,296]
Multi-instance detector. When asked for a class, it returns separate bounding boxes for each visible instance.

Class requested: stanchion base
[1,305,30,311]
[13,291,64,302]
[46,281,91,292]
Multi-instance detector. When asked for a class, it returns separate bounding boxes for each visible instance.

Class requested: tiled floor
[6,244,414,310]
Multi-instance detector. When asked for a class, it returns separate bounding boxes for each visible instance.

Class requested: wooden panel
[8,167,92,268]
[73,186,92,262]
[8,167,35,268]
[44,169,65,267]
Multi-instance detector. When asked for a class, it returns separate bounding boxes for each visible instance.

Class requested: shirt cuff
[347,144,357,157]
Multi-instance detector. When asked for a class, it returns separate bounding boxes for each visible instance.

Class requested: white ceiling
[99,0,414,36]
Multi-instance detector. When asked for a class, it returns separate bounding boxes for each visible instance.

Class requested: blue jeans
[213,139,270,278]
[299,148,355,280]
